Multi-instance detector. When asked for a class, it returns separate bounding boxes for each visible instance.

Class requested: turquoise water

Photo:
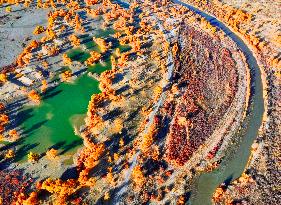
[14,31,129,162]
[16,71,103,162]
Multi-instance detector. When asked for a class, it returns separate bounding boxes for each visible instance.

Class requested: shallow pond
[14,31,130,162]
[16,69,102,162]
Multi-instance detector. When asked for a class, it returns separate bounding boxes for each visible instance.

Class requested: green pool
[16,72,101,162]
[14,30,131,162]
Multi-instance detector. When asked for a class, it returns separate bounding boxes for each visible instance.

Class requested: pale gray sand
[0,6,49,67]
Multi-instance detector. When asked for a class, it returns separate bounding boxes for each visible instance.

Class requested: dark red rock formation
[165,25,238,165]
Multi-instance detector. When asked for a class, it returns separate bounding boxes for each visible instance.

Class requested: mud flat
[0,5,49,67]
